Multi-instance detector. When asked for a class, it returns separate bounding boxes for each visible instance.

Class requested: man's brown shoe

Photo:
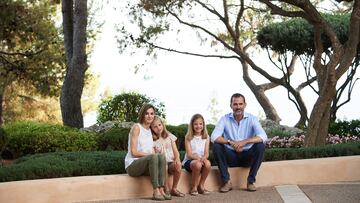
[247,182,256,192]
[220,181,232,193]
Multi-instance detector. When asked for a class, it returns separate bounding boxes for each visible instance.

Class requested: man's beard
[234,110,243,116]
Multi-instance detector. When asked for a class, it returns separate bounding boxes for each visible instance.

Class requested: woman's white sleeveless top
[125,123,153,169]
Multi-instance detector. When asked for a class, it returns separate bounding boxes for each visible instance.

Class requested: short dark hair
[230,93,246,104]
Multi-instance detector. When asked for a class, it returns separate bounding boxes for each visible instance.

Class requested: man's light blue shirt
[210,112,268,151]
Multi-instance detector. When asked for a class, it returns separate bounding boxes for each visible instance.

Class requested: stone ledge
[0,156,359,203]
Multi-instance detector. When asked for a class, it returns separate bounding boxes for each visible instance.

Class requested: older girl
[124,104,171,201]
[151,116,185,197]
[182,114,211,195]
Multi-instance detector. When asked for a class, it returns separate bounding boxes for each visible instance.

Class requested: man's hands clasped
[229,140,247,152]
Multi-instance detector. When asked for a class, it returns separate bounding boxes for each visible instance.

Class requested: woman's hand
[154,146,162,154]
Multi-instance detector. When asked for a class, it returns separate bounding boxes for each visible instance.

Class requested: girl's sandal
[152,194,165,201]
[163,193,172,200]
[197,186,210,195]
[190,190,199,196]
[170,189,185,197]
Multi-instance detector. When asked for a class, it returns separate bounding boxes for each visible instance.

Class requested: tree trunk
[305,98,332,146]
[60,0,87,128]
[0,82,7,126]
[305,61,337,147]
[0,92,3,126]
[242,61,281,123]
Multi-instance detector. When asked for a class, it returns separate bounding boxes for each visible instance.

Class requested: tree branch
[165,6,236,53]
[143,40,240,59]
[0,49,44,57]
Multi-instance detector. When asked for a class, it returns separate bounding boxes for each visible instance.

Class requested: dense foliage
[3,121,97,158]
[264,142,360,161]
[2,120,359,158]
[97,127,130,150]
[329,119,360,137]
[257,13,350,55]
[0,0,65,96]
[0,151,125,182]
[97,92,166,123]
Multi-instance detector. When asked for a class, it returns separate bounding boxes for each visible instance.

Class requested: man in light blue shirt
[211,93,268,192]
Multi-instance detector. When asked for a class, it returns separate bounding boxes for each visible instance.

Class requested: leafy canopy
[256,13,350,55]
[97,92,166,123]
[0,0,65,96]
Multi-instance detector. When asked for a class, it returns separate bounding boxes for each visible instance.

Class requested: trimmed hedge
[3,121,98,158]
[264,141,360,161]
[0,151,126,182]
[1,142,359,182]
[97,127,130,150]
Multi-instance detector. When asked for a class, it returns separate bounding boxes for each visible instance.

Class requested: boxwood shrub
[97,127,130,150]
[3,121,98,158]
[0,151,126,182]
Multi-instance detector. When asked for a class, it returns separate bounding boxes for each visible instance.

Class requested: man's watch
[227,140,231,145]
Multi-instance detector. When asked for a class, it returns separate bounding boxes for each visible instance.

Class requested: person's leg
[157,154,167,187]
[126,155,163,199]
[189,160,202,195]
[167,161,185,197]
[126,157,149,177]
[153,154,172,200]
[198,159,211,194]
[165,163,173,194]
[238,143,265,184]
[169,161,182,191]
[212,143,240,183]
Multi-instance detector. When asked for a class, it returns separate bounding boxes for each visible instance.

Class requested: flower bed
[266,134,360,148]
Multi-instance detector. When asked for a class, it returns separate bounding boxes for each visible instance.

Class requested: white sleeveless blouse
[182,135,208,165]
[125,123,153,169]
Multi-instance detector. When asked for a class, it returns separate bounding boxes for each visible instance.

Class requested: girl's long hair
[185,114,209,141]
[151,116,169,140]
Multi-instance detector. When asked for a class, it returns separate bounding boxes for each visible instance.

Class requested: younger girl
[182,114,211,195]
[151,116,185,197]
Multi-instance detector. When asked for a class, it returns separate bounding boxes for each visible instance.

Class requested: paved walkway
[82,182,360,203]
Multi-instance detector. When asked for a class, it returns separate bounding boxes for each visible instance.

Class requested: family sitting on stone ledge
[122,93,268,200]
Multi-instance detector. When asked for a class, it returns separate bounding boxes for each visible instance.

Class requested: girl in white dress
[182,114,211,195]
[151,116,185,197]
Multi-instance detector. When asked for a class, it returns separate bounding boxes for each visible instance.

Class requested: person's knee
[191,161,202,171]
[204,160,211,169]
[159,154,166,163]
[175,163,182,172]
[253,142,265,152]
[148,154,158,163]
[212,142,223,154]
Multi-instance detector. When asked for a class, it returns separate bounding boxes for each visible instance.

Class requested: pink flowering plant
[266,134,360,148]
